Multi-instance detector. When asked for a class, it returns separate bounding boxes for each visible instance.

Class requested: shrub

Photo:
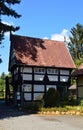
[43,88,59,107]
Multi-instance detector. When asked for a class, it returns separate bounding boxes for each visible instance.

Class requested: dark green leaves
[68,23,83,62]
[0,0,21,62]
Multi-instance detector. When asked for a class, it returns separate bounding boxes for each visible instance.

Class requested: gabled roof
[9,34,75,69]
[72,63,83,76]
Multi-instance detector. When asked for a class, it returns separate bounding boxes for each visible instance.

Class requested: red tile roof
[10,34,75,69]
[72,63,83,76]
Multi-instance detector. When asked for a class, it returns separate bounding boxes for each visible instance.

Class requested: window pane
[24,93,31,101]
[60,70,69,75]
[48,75,58,81]
[60,76,69,82]
[23,74,32,80]
[22,67,32,73]
[34,85,44,91]
[34,75,44,81]
[47,69,58,74]
[23,84,32,92]
[34,93,44,100]
[34,68,45,73]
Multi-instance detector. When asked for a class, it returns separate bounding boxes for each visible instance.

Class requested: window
[24,93,31,101]
[34,93,44,100]
[34,85,44,92]
[22,67,32,73]
[60,70,69,75]
[48,75,58,81]
[60,76,69,82]
[34,68,45,74]
[47,68,58,74]
[34,75,44,81]
[23,84,32,92]
[23,74,32,80]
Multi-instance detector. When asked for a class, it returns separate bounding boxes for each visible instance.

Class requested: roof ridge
[11,34,65,43]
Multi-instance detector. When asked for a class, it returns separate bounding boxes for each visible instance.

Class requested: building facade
[72,63,83,99]
[8,34,75,106]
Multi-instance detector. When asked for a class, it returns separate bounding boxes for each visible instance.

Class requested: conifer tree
[0,0,21,43]
[0,0,21,62]
[68,23,83,62]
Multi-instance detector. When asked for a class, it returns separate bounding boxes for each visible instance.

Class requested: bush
[43,88,59,107]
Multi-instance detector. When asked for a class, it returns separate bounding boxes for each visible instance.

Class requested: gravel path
[0,100,83,130]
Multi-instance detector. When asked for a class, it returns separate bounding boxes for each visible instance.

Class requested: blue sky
[0,0,83,75]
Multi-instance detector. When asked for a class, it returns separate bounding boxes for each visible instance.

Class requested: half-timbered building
[8,34,75,106]
[72,63,83,99]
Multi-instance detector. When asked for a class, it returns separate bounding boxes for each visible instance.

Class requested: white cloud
[51,29,70,42]
[51,34,64,41]
[43,36,48,39]
[43,29,70,43]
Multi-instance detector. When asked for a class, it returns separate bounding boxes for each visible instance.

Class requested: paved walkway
[0,100,83,130]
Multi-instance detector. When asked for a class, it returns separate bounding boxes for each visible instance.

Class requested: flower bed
[38,106,83,116]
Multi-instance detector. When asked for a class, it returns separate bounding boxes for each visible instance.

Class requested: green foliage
[75,58,83,67]
[43,88,59,107]
[68,23,83,62]
[80,100,83,106]
[0,72,6,98]
[0,0,21,44]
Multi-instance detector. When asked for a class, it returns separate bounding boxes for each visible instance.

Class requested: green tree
[0,72,6,97]
[0,72,6,80]
[68,23,83,63]
[0,0,21,62]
